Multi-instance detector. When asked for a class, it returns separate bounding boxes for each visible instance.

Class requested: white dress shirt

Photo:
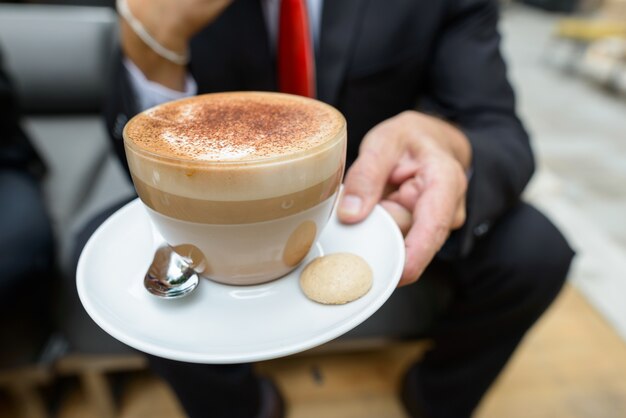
[126,0,324,111]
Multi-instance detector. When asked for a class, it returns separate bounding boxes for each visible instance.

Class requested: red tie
[277,0,315,97]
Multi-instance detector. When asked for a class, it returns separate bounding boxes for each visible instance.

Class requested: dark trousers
[0,169,56,366]
[76,200,573,418]
[406,202,573,417]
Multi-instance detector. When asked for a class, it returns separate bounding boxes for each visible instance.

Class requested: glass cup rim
[122,92,347,168]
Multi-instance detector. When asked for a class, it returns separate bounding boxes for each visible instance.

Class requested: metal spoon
[144,244,200,299]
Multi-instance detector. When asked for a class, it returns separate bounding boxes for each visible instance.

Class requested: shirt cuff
[123,57,198,111]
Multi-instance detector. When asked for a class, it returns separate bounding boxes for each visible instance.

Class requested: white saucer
[77,198,405,364]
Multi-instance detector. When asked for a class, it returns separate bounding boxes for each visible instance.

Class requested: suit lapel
[317,0,370,105]
[192,0,276,92]
[234,0,276,90]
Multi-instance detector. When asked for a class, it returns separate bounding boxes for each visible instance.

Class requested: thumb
[338,129,404,223]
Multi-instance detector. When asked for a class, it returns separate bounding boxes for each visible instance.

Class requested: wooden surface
[2,285,626,417]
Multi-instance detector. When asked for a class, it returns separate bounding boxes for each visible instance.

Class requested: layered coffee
[124,92,346,285]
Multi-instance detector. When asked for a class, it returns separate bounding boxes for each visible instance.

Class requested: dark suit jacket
[105,0,534,261]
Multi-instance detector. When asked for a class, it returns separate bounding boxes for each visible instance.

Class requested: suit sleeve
[103,50,140,178]
[421,0,534,259]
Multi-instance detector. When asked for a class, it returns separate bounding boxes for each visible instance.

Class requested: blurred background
[0,0,625,417]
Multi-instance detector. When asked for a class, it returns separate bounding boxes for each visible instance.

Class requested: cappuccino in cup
[123,92,346,285]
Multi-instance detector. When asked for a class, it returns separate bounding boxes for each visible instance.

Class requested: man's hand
[337,111,471,287]
[121,0,233,90]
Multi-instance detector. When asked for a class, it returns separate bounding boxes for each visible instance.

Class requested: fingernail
[339,195,362,217]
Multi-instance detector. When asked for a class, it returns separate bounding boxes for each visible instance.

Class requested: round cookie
[300,253,373,305]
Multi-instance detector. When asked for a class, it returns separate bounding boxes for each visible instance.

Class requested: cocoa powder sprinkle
[124,92,342,161]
